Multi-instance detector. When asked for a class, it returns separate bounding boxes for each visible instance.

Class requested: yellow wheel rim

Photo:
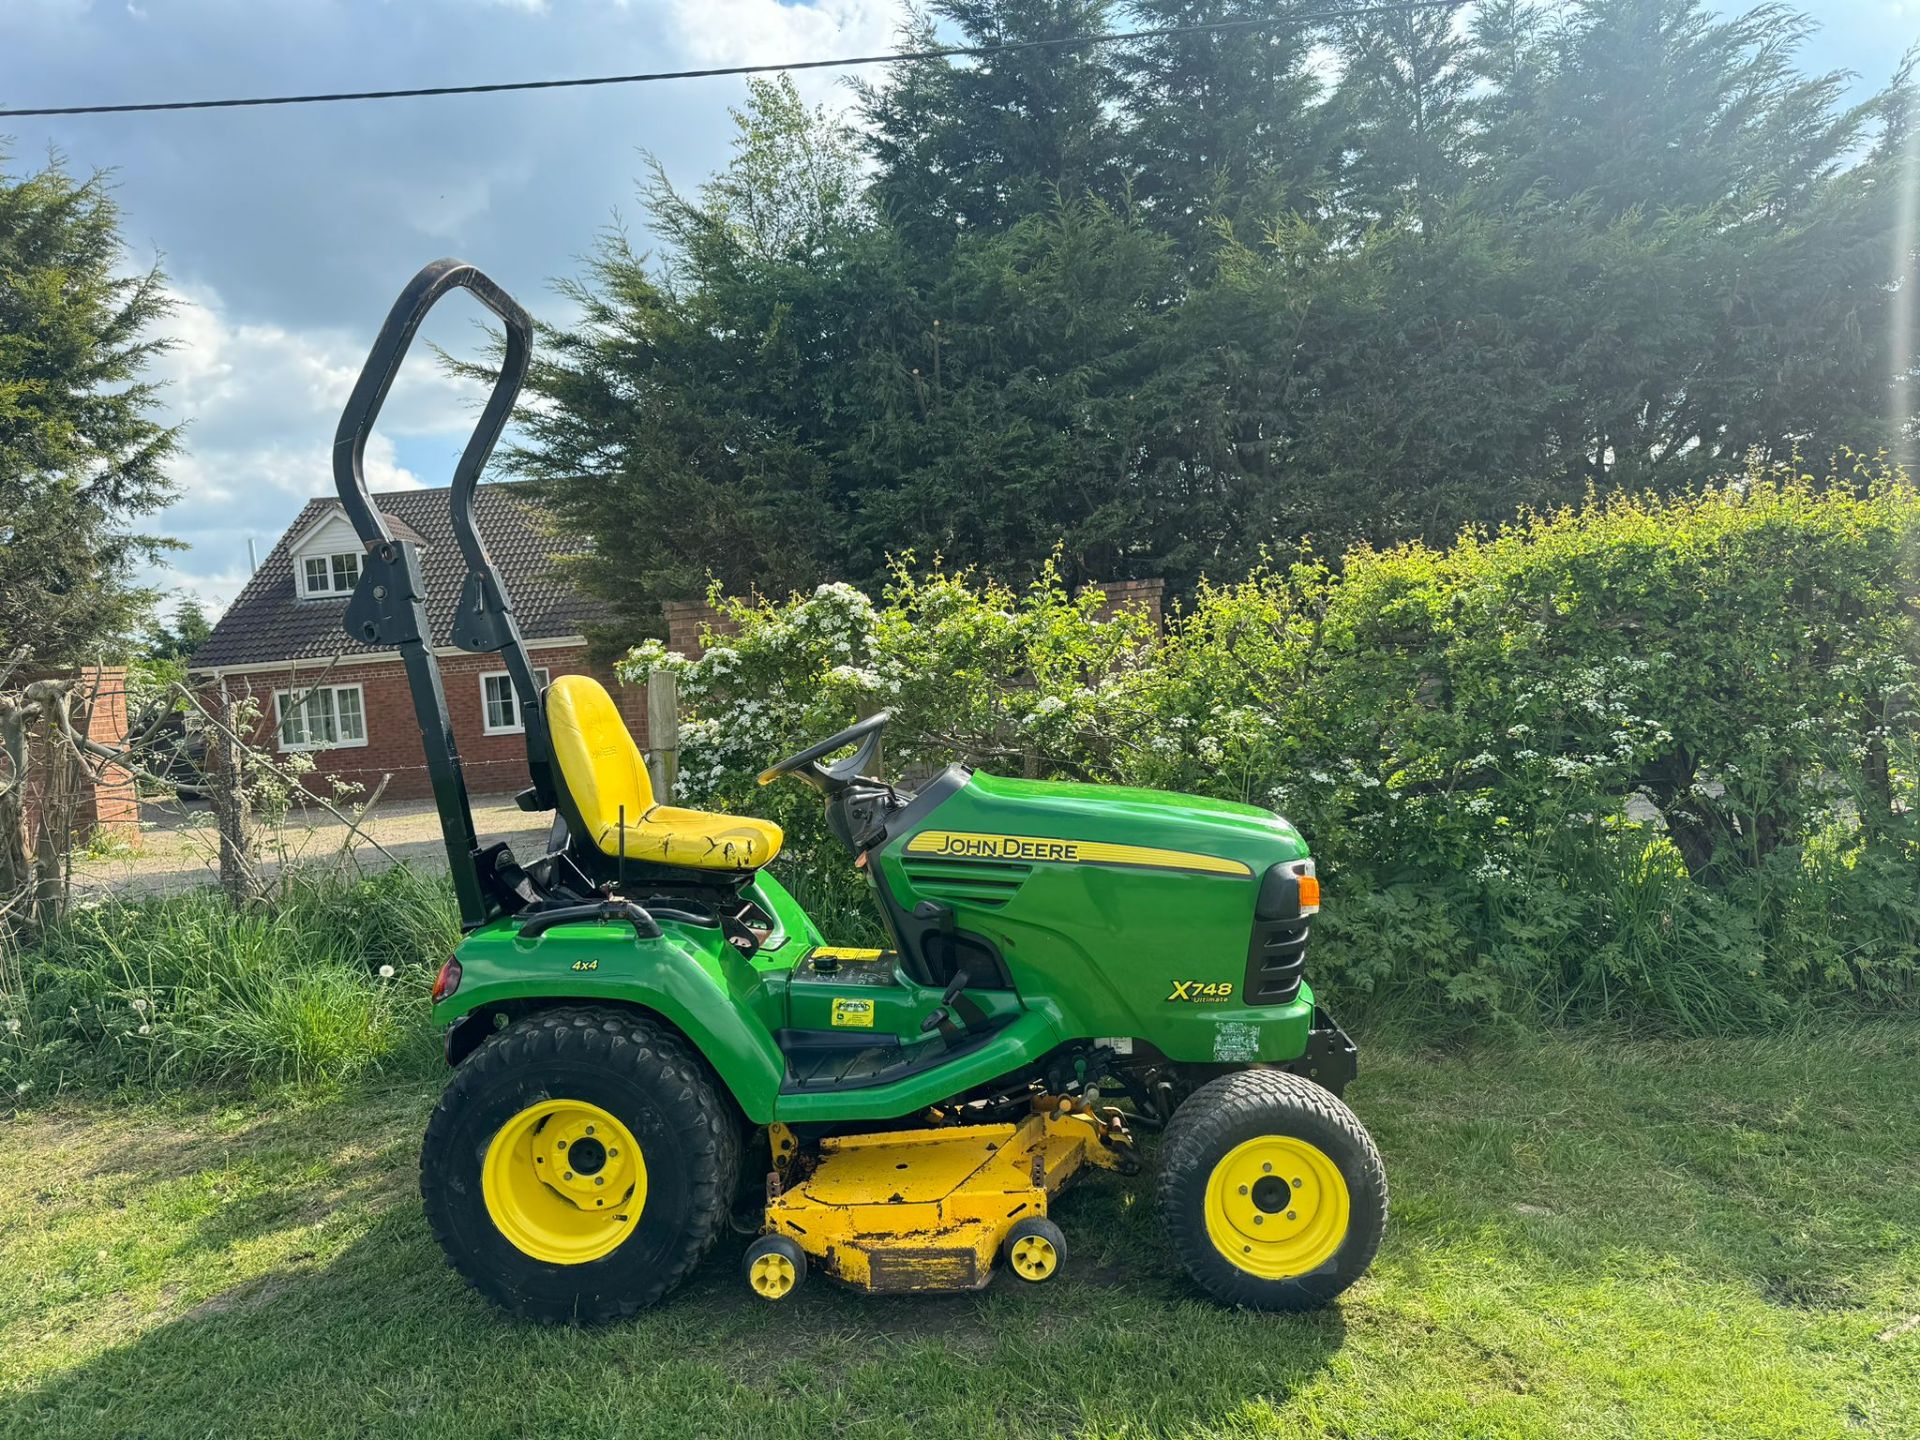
[1203,1135,1350,1280]
[1009,1234,1059,1281]
[481,1099,647,1265]
[749,1252,798,1299]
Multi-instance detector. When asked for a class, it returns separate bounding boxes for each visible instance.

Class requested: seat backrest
[545,675,653,840]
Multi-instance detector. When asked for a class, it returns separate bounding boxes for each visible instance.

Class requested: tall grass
[0,866,460,1100]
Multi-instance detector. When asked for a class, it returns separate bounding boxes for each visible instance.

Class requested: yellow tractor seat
[544,674,782,873]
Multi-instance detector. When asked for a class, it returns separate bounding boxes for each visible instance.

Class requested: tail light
[431,956,463,1003]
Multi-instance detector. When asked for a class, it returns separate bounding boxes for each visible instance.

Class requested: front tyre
[1158,1069,1387,1310]
[420,1006,740,1323]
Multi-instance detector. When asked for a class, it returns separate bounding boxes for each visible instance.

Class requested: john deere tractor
[336,261,1387,1321]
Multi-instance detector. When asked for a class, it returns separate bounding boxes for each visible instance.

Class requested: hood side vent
[900,858,1031,909]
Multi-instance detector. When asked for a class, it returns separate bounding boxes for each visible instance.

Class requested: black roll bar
[331,258,558,929]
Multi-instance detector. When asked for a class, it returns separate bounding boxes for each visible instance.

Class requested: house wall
[208,643,644,803]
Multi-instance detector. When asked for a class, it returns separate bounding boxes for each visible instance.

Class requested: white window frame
[273,683,369,752]
[296,549,362,599]
[480,668,550,736]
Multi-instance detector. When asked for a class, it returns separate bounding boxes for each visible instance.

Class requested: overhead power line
[0,0,1467,120]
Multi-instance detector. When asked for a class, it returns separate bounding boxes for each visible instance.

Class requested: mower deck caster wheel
[1004,1216,1066,1283]
[745,1234,806,1301]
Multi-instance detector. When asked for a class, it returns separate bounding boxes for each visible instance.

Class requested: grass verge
[0,866,457,1097]
[3,1023,1916,1439]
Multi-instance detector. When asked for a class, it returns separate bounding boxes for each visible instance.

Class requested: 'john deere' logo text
[906,830,1255,878]
[925,832,1081,862]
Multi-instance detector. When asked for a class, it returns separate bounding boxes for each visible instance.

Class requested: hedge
[621,460,1919,1032]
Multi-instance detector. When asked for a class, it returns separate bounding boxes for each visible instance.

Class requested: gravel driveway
[71,795,556,900]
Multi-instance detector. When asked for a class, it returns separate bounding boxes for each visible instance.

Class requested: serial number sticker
[1213,1021,1261,1062]
[1167,980,1234,1002]
[831,997,876,1029]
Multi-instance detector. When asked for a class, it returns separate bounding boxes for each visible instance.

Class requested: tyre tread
[419,1005,741,1323]
[1156,1068,1388,1310]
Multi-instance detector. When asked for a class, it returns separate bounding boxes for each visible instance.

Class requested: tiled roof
[190,483,612,669]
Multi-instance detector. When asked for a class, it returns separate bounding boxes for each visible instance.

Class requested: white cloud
[143,282,497,611]
[22,0,913,621]
[660,0,904,107]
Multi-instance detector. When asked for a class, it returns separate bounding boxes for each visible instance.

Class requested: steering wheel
[757,711,892,794]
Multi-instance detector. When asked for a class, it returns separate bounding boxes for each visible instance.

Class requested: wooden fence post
[645,670,680,803]
[207,679,261,907]
[0,698,32,929]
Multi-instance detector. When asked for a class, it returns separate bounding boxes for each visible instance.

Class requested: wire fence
[0,656,429,950]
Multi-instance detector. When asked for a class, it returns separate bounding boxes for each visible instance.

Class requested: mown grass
[3,1023,1915,1439]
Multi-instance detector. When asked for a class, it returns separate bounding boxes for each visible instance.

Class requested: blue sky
[3,0,1913,617]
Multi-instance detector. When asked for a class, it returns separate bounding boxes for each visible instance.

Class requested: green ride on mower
[334,261,1387,1322]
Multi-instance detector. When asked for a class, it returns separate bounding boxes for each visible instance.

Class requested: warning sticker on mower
[1212,1021,1261,1062]
[831,997,876,1029]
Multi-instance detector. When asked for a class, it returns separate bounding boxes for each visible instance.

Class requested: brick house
[189,484,642,802]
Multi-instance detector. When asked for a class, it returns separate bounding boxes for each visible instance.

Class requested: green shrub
[623,462,1920,1032]
[0,866,459,1099]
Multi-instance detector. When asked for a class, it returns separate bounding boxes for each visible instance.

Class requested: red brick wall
[75,665,139,838]
[16,664,139,844]
[664,579,1165,659]
[661,599,739,659]
[209,645,645,802]
[1089,578,1166,628]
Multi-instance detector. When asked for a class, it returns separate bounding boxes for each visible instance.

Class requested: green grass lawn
[3,1024,1917,1439]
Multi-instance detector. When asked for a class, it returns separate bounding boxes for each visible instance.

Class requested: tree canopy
[506,1,1918,631]
[0,153,179,669]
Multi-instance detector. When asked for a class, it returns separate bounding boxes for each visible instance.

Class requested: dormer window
[300,550,361,598]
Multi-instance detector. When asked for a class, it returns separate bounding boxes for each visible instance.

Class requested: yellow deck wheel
[1203,1134,1350,1280]
[481,1099,647,1265]
[744,1234,807,1300]
[1004,1216,1066,1283]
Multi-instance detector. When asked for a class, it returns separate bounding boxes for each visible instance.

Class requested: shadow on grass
[4,1096,1349,1440]
[11,1023,1918,1439]
[1,1195,1350,1440]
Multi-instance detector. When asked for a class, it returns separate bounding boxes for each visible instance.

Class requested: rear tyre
[420,1006,740,1323]
[1158,1069,1387,1310]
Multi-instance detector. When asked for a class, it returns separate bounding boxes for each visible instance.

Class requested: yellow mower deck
[762,1101,1132,1293]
